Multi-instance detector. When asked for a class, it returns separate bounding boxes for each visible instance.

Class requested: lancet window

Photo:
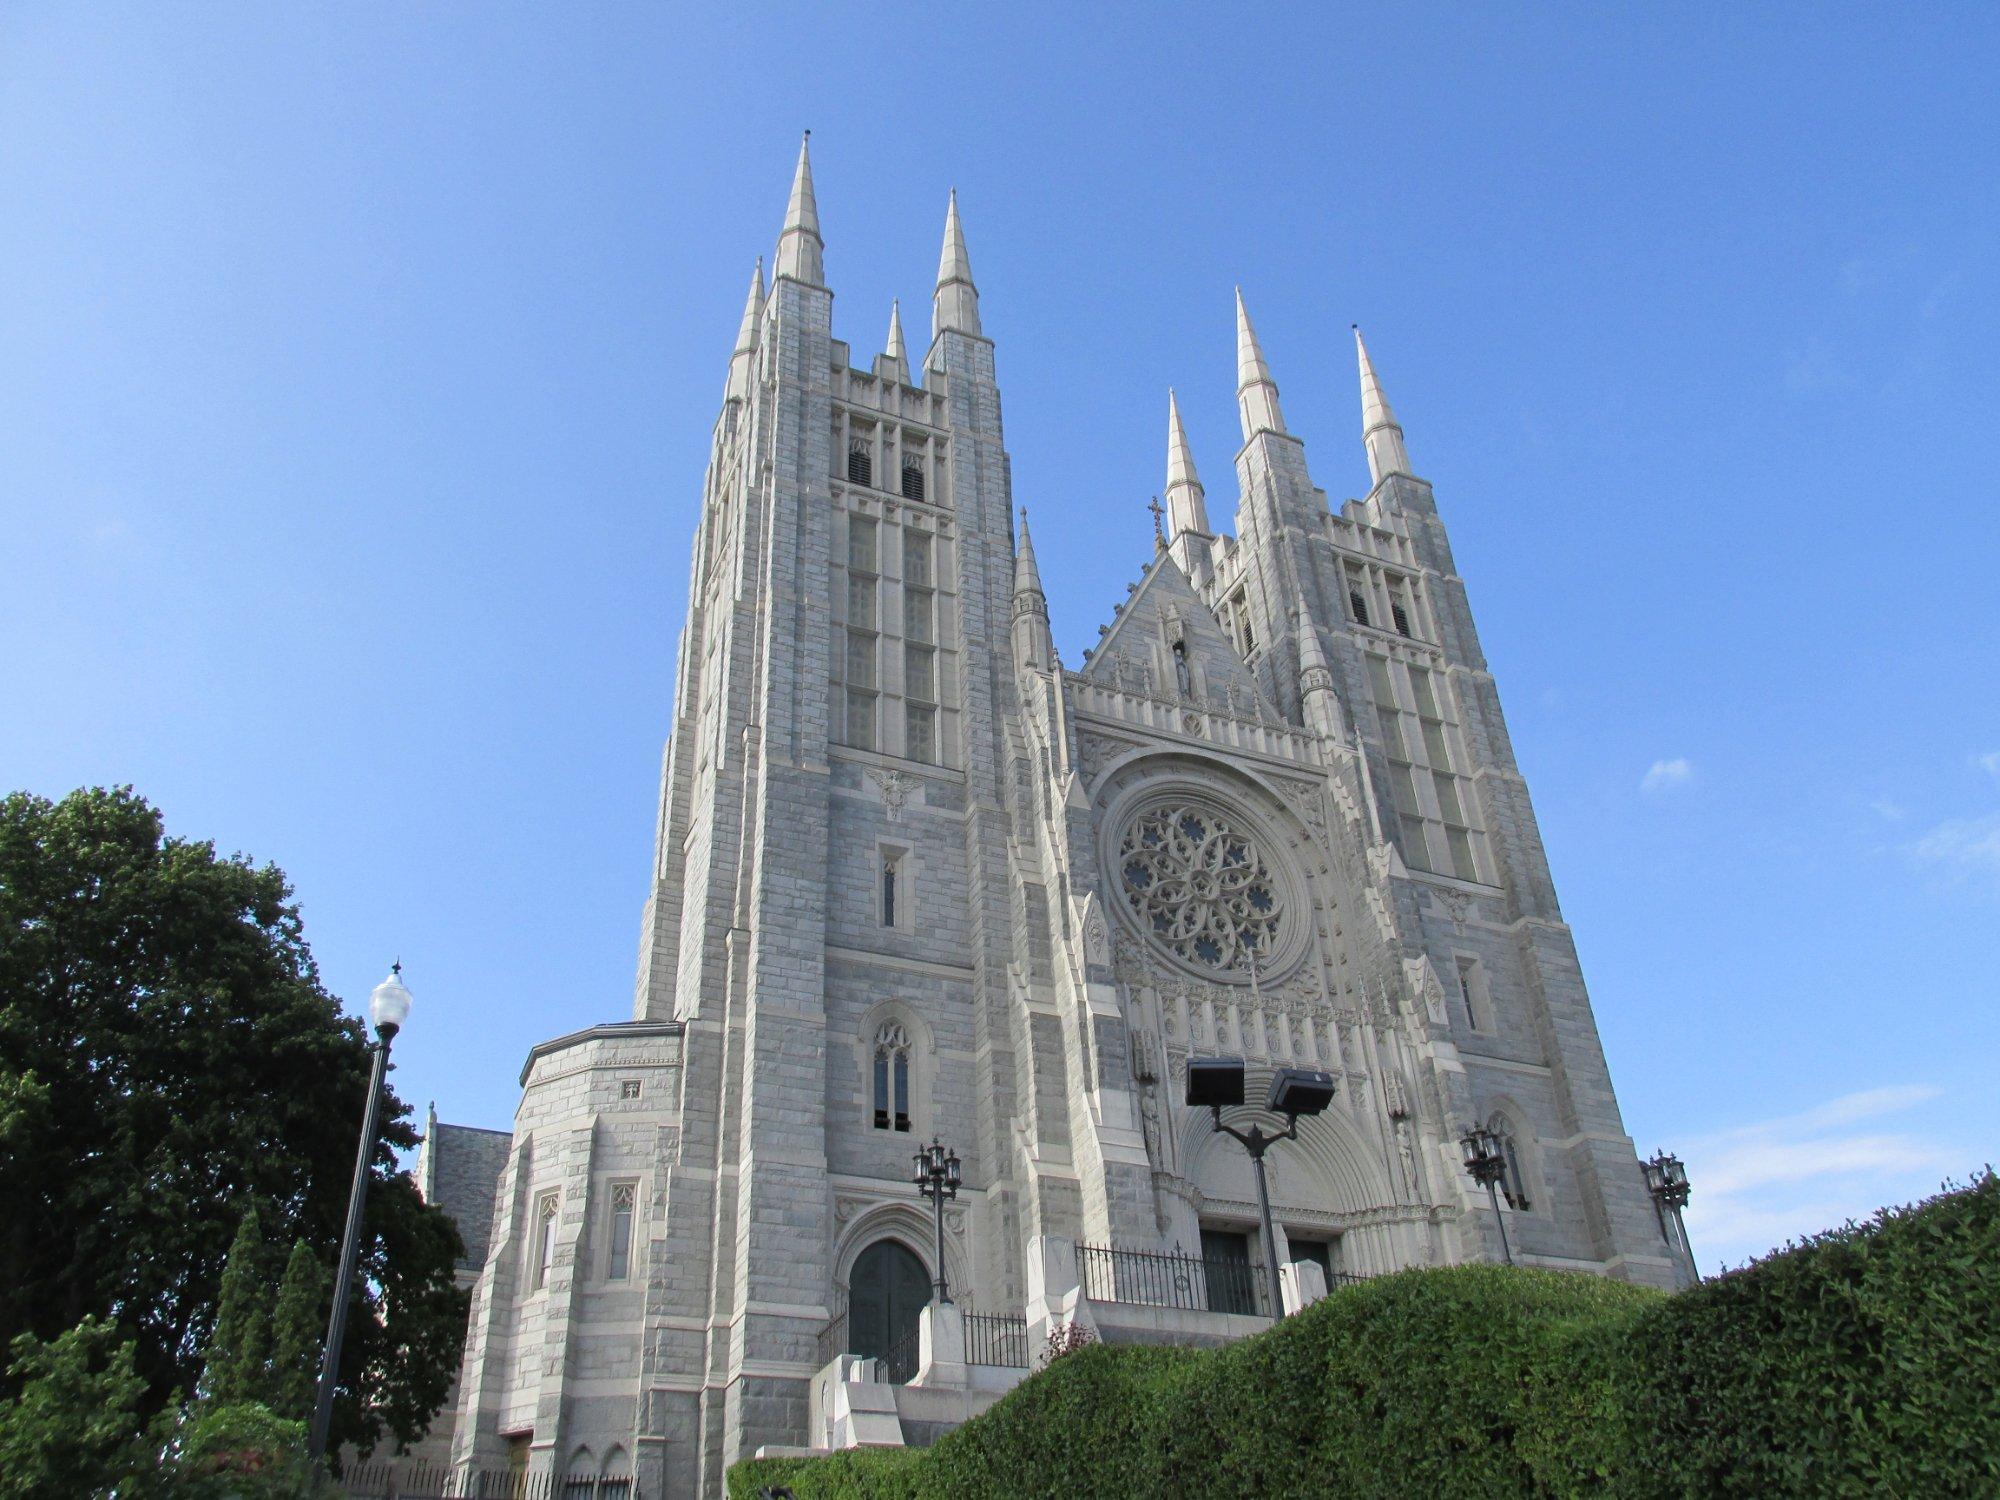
[872,1021,911,1133]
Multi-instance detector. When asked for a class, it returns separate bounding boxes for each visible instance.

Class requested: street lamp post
[912,1138,961,1305]
[307,966,413,1462]
[1460,1126,1514,1266]
[1185,1060,1337,1319]
[1642,1150,1698,1282]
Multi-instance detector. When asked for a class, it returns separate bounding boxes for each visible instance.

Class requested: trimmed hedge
[732,1173,1999,1498]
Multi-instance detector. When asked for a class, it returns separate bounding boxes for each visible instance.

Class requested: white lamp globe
[369,967,414,1037]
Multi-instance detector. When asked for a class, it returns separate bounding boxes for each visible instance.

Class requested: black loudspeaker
[1268,1068,1337,1117]
[1185,1057,1246,1108]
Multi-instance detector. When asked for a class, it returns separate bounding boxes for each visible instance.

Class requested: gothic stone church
[421,138,1686,1495]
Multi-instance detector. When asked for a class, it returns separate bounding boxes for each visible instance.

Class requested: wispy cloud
[1908,813,2000,894]
[1869,799,1908,822]
[1676,1084,1959,1274]
[1975,751,2000,781]
[1640,758,1694,795]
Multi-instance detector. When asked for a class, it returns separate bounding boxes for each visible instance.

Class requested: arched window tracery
[872,1021,911,1133]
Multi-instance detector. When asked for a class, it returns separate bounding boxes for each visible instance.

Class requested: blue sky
[4,5,1996,1274]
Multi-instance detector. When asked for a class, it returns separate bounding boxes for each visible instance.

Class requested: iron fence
[1076,1243,1269,1317]
[879,1322,921,1384]
[964,1312,1030,1369]
[337,1461,637,1499]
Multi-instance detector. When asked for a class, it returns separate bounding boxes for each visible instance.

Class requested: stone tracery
[1116,800,1285,975]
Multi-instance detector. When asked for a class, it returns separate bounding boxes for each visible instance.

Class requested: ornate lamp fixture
[1642,1150,1699,1282]
[1459,1125,1514,1266]
[912,1138,961,1305]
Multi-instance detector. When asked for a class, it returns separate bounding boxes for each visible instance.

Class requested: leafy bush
[731,1173,1999,1499]
[1621,1170,2000,1496]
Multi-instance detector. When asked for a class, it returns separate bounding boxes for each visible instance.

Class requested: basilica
[417,137,1687,1496]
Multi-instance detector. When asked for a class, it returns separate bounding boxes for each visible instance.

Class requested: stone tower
[440,142,1683,1497]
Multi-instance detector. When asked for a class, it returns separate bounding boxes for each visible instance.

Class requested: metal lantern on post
[913,1138,961,1305]
[308,965,413,1461]
[1642,1150,1698,1282]
[1459,1125,1514,1266]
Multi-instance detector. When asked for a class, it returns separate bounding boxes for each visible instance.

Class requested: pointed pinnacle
[775,133,824,284]
[1014,507,1044,596]
[886,299,907,365]
[1235,287,1286,438]
[734,257,765,356]
[1355,325,1399,432]
[934,188,982,336]
[1355,324,1413,484]
[1166,389,1202,494]
[1297,597,1331,675]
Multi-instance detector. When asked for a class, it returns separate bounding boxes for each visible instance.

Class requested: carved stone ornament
[868,768,911,820]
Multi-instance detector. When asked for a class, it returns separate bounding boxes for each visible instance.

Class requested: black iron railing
[880,1323,921,1384]
[338,1462,637,1499]
[964,1312,1030,1369]
[1076,1243,1269,1317]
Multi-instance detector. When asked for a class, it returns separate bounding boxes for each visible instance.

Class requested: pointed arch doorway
[847,1239,930,1367]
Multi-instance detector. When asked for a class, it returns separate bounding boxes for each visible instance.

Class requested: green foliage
[268,1240,328,1421]
[1620,1169,2000,1497]
[0,786,468,1455]
[731,1173,1999,1499]
[172,1402,335,1498]
[203,1206,271,1404]
[0,1318,164,1499]
[725,1447,924,1500]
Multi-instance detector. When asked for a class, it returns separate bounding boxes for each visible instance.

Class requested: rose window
[1117,802,1284,974]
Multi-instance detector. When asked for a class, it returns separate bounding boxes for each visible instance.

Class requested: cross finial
[391,957,402,977]
[1148,493,1166,548]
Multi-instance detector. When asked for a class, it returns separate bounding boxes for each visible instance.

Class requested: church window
[848,438,873,488]
[1349,590,1370,627]
[906,704,935,764]
[1455,956,1490,1031]
[1116,799,1285,976]
[1376,706,1405,759]
[872,1021,911,1131]
[844,518,880,752]
[1408,665,1441,718]
[849,516,879,574]
[1494,1123,1533,1210]
[1421,717,1453,772]
[619,1079,641,1100]
[606,1183,636,1281]
[1447,825,1478,882]
[533,1192,559,1291]
[901,461,925,501]
[1400,816,1432,871]
[880,850,902,928]
[846,690,876,752]
[1392,602,1413,637]
[1432,772,1463,825]
[903,529,933,588]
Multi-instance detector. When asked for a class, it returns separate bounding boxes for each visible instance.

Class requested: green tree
[0,1318,162,1499]
[0,786,468,1455]
[203,1206,271,1404]
[267,1239,327,1421]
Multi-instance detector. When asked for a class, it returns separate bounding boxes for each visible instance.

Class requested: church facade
[435,139,1685,1495]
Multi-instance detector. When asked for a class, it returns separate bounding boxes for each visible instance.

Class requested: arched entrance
[847,1239,930,1364]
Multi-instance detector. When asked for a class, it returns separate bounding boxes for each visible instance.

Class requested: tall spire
[725,257,765,400]
[1012,508,1051,671]
[774,133,824,285]
[1015,508,1045,596]
[1164,388,1212,544]
[933,189,982,338]
[1355,326,1412,485]
[1235,288,1286,440]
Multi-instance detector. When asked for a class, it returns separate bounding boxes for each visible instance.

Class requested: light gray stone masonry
[436,161,1684,1497]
